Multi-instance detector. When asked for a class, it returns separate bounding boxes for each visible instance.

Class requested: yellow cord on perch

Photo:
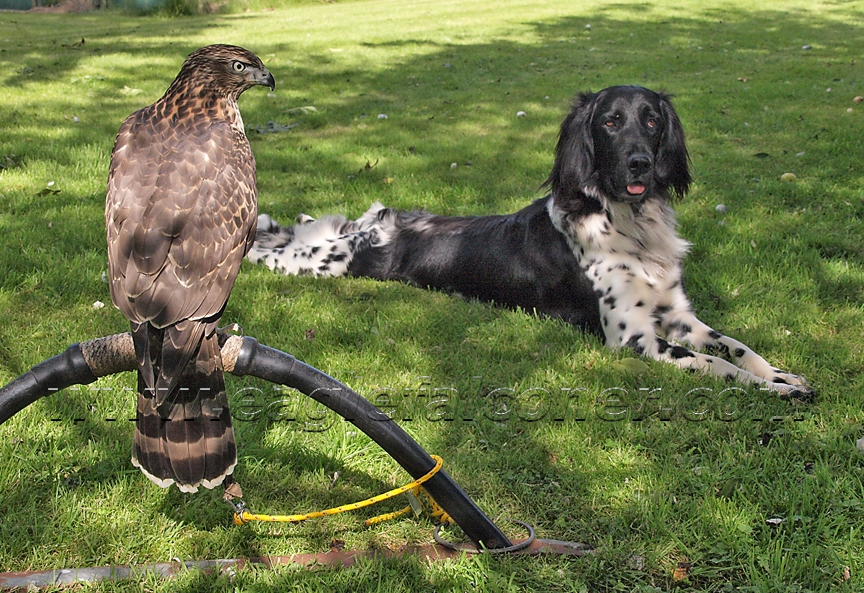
[231,455,451,526]
[364,485,452,527]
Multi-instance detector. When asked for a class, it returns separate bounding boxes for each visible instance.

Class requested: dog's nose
[628,153,652,176]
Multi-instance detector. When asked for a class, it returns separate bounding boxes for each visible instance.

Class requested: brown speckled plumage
[106,45,274,492]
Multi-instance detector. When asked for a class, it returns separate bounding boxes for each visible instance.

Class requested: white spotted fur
[548,196,809,394]
[247,203,392,277]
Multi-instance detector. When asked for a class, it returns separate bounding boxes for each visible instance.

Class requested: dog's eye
[604,120,616,128]
[232,61,247,73]
[647,118,658,128]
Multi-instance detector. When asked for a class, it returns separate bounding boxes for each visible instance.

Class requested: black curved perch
[0,334,512,550]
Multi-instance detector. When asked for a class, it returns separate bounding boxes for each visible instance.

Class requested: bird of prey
[105,45,274,492]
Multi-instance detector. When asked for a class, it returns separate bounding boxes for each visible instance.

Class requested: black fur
[349,200,603,331]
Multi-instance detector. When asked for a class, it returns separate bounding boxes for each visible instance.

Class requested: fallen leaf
[358,159,379,174]
[255,121,299,134]
[613,357,650,375]
[286,106,318,115]
[672,562,691,581]
[0,154,21,170]
[223,481,243,500]
[717,478,740,499]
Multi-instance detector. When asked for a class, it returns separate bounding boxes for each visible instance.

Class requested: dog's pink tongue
[627,183,646,195]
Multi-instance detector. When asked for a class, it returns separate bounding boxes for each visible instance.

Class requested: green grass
[1,0,863,590]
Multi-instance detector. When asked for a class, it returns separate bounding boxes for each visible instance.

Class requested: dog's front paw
[771,369,809,387]
[769,379,816,402]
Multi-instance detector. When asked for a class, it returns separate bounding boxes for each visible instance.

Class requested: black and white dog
[248,85,812,397]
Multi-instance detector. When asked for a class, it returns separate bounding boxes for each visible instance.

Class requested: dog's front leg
[588,263,810,396]
[648,284,814,397]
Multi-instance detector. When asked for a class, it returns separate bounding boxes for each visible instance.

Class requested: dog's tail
[247,203,394,277]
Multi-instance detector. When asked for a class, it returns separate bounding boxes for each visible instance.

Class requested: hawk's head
[179,44,275,98]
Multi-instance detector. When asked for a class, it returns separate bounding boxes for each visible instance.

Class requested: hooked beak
[261,70,275,91]
[252,67,275,91]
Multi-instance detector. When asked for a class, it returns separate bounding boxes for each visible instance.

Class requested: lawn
[0,0,863,590]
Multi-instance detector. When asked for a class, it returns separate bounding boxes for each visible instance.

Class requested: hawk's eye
[232,61,246,73]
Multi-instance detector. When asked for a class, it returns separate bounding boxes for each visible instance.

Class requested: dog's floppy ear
[544,91,599,199]
[655,94,692,199]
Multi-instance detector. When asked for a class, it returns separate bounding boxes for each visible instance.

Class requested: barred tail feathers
[132,329,236,493]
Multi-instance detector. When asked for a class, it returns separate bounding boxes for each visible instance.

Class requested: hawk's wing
[106,107,257,392]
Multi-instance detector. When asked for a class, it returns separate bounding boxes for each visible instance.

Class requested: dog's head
[545,85,691,205]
